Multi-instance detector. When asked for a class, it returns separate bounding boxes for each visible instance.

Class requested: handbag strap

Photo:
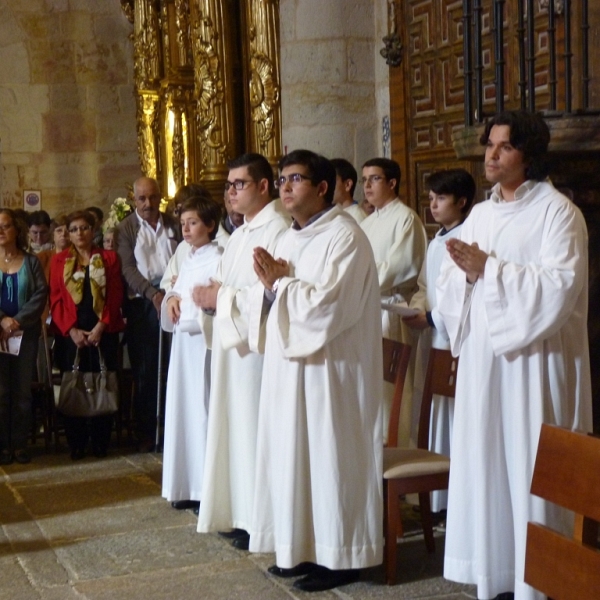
[70,345,108,373]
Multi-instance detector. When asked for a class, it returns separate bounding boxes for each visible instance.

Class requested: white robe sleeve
[483,204,587,355]
[409,260,429,312]
[271,230,377,359]
[437,198,587,357]
[375,213,426,299]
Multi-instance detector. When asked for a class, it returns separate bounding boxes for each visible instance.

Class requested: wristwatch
[271,277,281,294]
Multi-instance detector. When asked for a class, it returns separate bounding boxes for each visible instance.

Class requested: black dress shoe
[13,450,31,465]
[268,562,319,578]
[171,500,200,510]
[137,439,155,453]
[231,533,250,550]
[0,450,13,465]
[495,594,514,600]
[71,449,85,461]
[217,528,248,539]
[293,568,360,592]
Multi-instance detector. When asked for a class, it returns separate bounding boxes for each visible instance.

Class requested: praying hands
[446,238,488,284]
[253,246,289,291]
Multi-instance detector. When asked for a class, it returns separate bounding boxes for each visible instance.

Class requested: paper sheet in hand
[380,302,420,317]
[0,332,23,356]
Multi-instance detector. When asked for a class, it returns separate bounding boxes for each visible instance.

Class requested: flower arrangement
[103,197,133,232]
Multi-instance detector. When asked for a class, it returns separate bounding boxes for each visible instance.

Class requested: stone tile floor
[0,442,477,600]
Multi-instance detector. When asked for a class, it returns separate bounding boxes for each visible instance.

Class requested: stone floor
[0,441,477,600]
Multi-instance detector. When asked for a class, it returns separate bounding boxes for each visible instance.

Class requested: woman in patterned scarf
[49,211,125,460]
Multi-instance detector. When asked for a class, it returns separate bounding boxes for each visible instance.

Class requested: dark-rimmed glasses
[361,175,385,186]
[275,173,312,188]
[224,179,253,191]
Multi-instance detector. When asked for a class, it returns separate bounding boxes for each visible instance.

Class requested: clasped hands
[253,247,288,291]
[69,322,106,348]
[446,238,488,284]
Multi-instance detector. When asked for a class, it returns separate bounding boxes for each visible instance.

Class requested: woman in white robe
[160,194,223,505]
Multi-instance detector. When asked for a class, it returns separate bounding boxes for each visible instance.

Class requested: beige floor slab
[0,442,476,600]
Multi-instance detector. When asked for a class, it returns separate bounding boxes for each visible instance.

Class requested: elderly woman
[0,209,47,465]
[50,210,124,460]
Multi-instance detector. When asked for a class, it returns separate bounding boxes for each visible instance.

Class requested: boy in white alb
[403,168,475,511]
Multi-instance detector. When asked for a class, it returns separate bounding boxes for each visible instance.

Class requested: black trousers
[124,297,164,441]
[55,333,119,455]
[0,326,39,451]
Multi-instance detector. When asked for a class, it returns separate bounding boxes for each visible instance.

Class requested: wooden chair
[524,424,600,600]
[382,338,412,448]
[383,347,458,585]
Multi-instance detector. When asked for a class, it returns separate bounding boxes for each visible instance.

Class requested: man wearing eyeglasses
[360,157,427,446]
[194,153,290,550]
[247,149,383,592]
[117,176,180,452]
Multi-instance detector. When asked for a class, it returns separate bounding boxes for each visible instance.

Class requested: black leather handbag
[57,347,119,417]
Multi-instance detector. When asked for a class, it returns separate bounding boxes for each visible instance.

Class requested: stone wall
[279,0,390,170]
[0,0,140,217]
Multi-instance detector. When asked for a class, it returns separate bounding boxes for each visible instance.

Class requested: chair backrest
[416,348,458,450]
[382,338,411,448]
[524,424,600,600]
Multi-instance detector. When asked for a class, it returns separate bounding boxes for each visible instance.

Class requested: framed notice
[23,190,41,212]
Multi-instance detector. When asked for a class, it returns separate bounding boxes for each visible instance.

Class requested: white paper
[380,302,420,317]
[0,332,23,355]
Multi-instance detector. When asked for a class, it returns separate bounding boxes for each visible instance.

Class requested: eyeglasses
[361,175,386,186]
[68,225,92,234]
[0,224,14,232]
[275,173,312,189]
[224,179,253,191]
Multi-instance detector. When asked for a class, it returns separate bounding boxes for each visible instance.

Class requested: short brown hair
[179,188,222,241]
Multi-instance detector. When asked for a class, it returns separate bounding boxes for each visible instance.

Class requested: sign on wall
[23,190,41,212]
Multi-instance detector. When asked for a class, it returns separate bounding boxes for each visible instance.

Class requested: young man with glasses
[195,153,290,550]
[247,149,383,592]
[360,157,427,446]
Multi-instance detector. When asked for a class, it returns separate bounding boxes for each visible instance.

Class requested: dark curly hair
[480,111,551,181]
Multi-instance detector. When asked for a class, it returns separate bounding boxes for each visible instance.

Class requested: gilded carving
[245,0,282,159]
[130,0,282,192]
[160,0,171,76]
[137,93,159,179]
[133,0,161,88]
[175,0,192,67]
[120,0,134,24]
[249,28,279,147]
[191,5,228,166]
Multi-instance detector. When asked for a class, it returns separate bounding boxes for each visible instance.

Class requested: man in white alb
[249,150,383,593]
[360,157,427,445]
[437,110,593,600]
[194,153,290,550]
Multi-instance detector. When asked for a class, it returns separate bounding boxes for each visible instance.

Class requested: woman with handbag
[50,210,125,460]
[0,209,47,465]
